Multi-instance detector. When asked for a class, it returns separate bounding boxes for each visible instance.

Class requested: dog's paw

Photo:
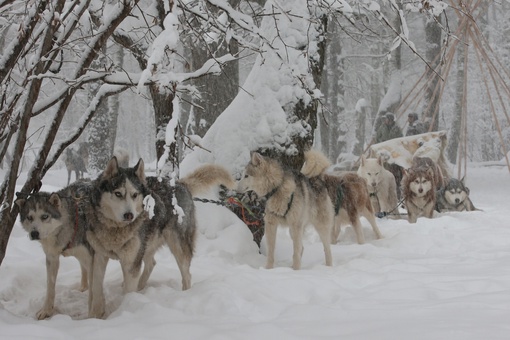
[88,308,106,319]
[36,307,55,320]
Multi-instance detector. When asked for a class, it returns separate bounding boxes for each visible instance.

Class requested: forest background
[1,0,510,267]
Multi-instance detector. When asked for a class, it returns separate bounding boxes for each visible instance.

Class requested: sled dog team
[16,149,476,320]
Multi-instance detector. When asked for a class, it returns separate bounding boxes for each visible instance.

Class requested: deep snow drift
[1,163,510,339]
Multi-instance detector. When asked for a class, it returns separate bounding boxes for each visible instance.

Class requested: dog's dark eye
[114,192,123,198]
[27,216,33,222]
[41,214,49,221]
[132,193,138,199]
[244,174,249,179]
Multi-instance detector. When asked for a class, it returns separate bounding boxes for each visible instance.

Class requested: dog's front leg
[36,254,59,320]
[120,258,140,294]
[289,224,303,270]
[264,219,278,269]
[88,253,108,319]
[407,210,418,224]
[424,204,435,219]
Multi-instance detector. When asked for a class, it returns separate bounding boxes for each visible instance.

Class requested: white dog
[357,155,400,218]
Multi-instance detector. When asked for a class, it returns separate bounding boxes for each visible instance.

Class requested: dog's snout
[123,212,134,221]
[30,230,40,240]
[455,198,460,203]
[371,182,377,187]
[418,188,423,193]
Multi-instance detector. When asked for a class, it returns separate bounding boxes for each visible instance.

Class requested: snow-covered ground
[1,164,510,339]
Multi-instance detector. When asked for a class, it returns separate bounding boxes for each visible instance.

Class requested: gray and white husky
[436,177,477,212]
[15,181,93,320]
[238,152,334,270]
[86,157,234,319]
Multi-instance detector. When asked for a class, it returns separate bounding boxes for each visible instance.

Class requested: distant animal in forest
[64,143,89,185]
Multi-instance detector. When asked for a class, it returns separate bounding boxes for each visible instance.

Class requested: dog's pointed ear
[460,176,465,184]
[361,155,366,166]
[377,155,383,166]
[49,193,61,208]
[103,157,119,179]
[251,152,264,166]
[133,158,146,182]
[14,198,25,209]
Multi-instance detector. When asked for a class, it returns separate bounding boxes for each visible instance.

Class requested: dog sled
[368,130,450,177]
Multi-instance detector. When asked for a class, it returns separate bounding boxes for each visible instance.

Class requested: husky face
[95,157,146,224]
[16,194,63,240]
[98,179,144,223]
[408,172,433,198]
[443,178,469,205]
[238,152,274,196]
[358,156,384,189]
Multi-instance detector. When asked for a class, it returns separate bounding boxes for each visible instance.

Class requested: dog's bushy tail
[180,164,235,196]
[301,150,331,177]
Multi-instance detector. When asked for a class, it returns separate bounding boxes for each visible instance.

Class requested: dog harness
[264,187,294,218]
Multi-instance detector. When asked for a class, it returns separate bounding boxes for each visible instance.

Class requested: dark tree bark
[447,41,466,164]
[423,15,443,132]
[87,44,120,173]
[260,14,328,171]
[320,18,343,160]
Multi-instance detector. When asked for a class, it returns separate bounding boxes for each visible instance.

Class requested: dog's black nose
[418,188,423,193]
[455,198,460,203]
[123,212,134,221]
[30,230,40,240]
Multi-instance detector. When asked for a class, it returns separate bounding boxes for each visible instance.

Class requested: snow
[1,0,504,338]
[180,1,324,177]
[1,162,510,339]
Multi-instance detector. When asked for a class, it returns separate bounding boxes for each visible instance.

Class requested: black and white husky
[15,181,93,320]
[436,177,477,212]
[86,157,234,319]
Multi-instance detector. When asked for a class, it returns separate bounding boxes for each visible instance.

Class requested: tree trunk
[447,41,466,164]
[423,14,443,131]
[150,86,175,163]
[374,5,403,138]
[261,14,328,170]
[186,0,240,138]
[320,19,344,161]
[87,45,119,174]
[0,0,66,267]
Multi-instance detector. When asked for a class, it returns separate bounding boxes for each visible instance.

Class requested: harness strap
[334,186,344,215]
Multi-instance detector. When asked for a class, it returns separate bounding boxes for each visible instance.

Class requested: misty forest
[1,0,510,267]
